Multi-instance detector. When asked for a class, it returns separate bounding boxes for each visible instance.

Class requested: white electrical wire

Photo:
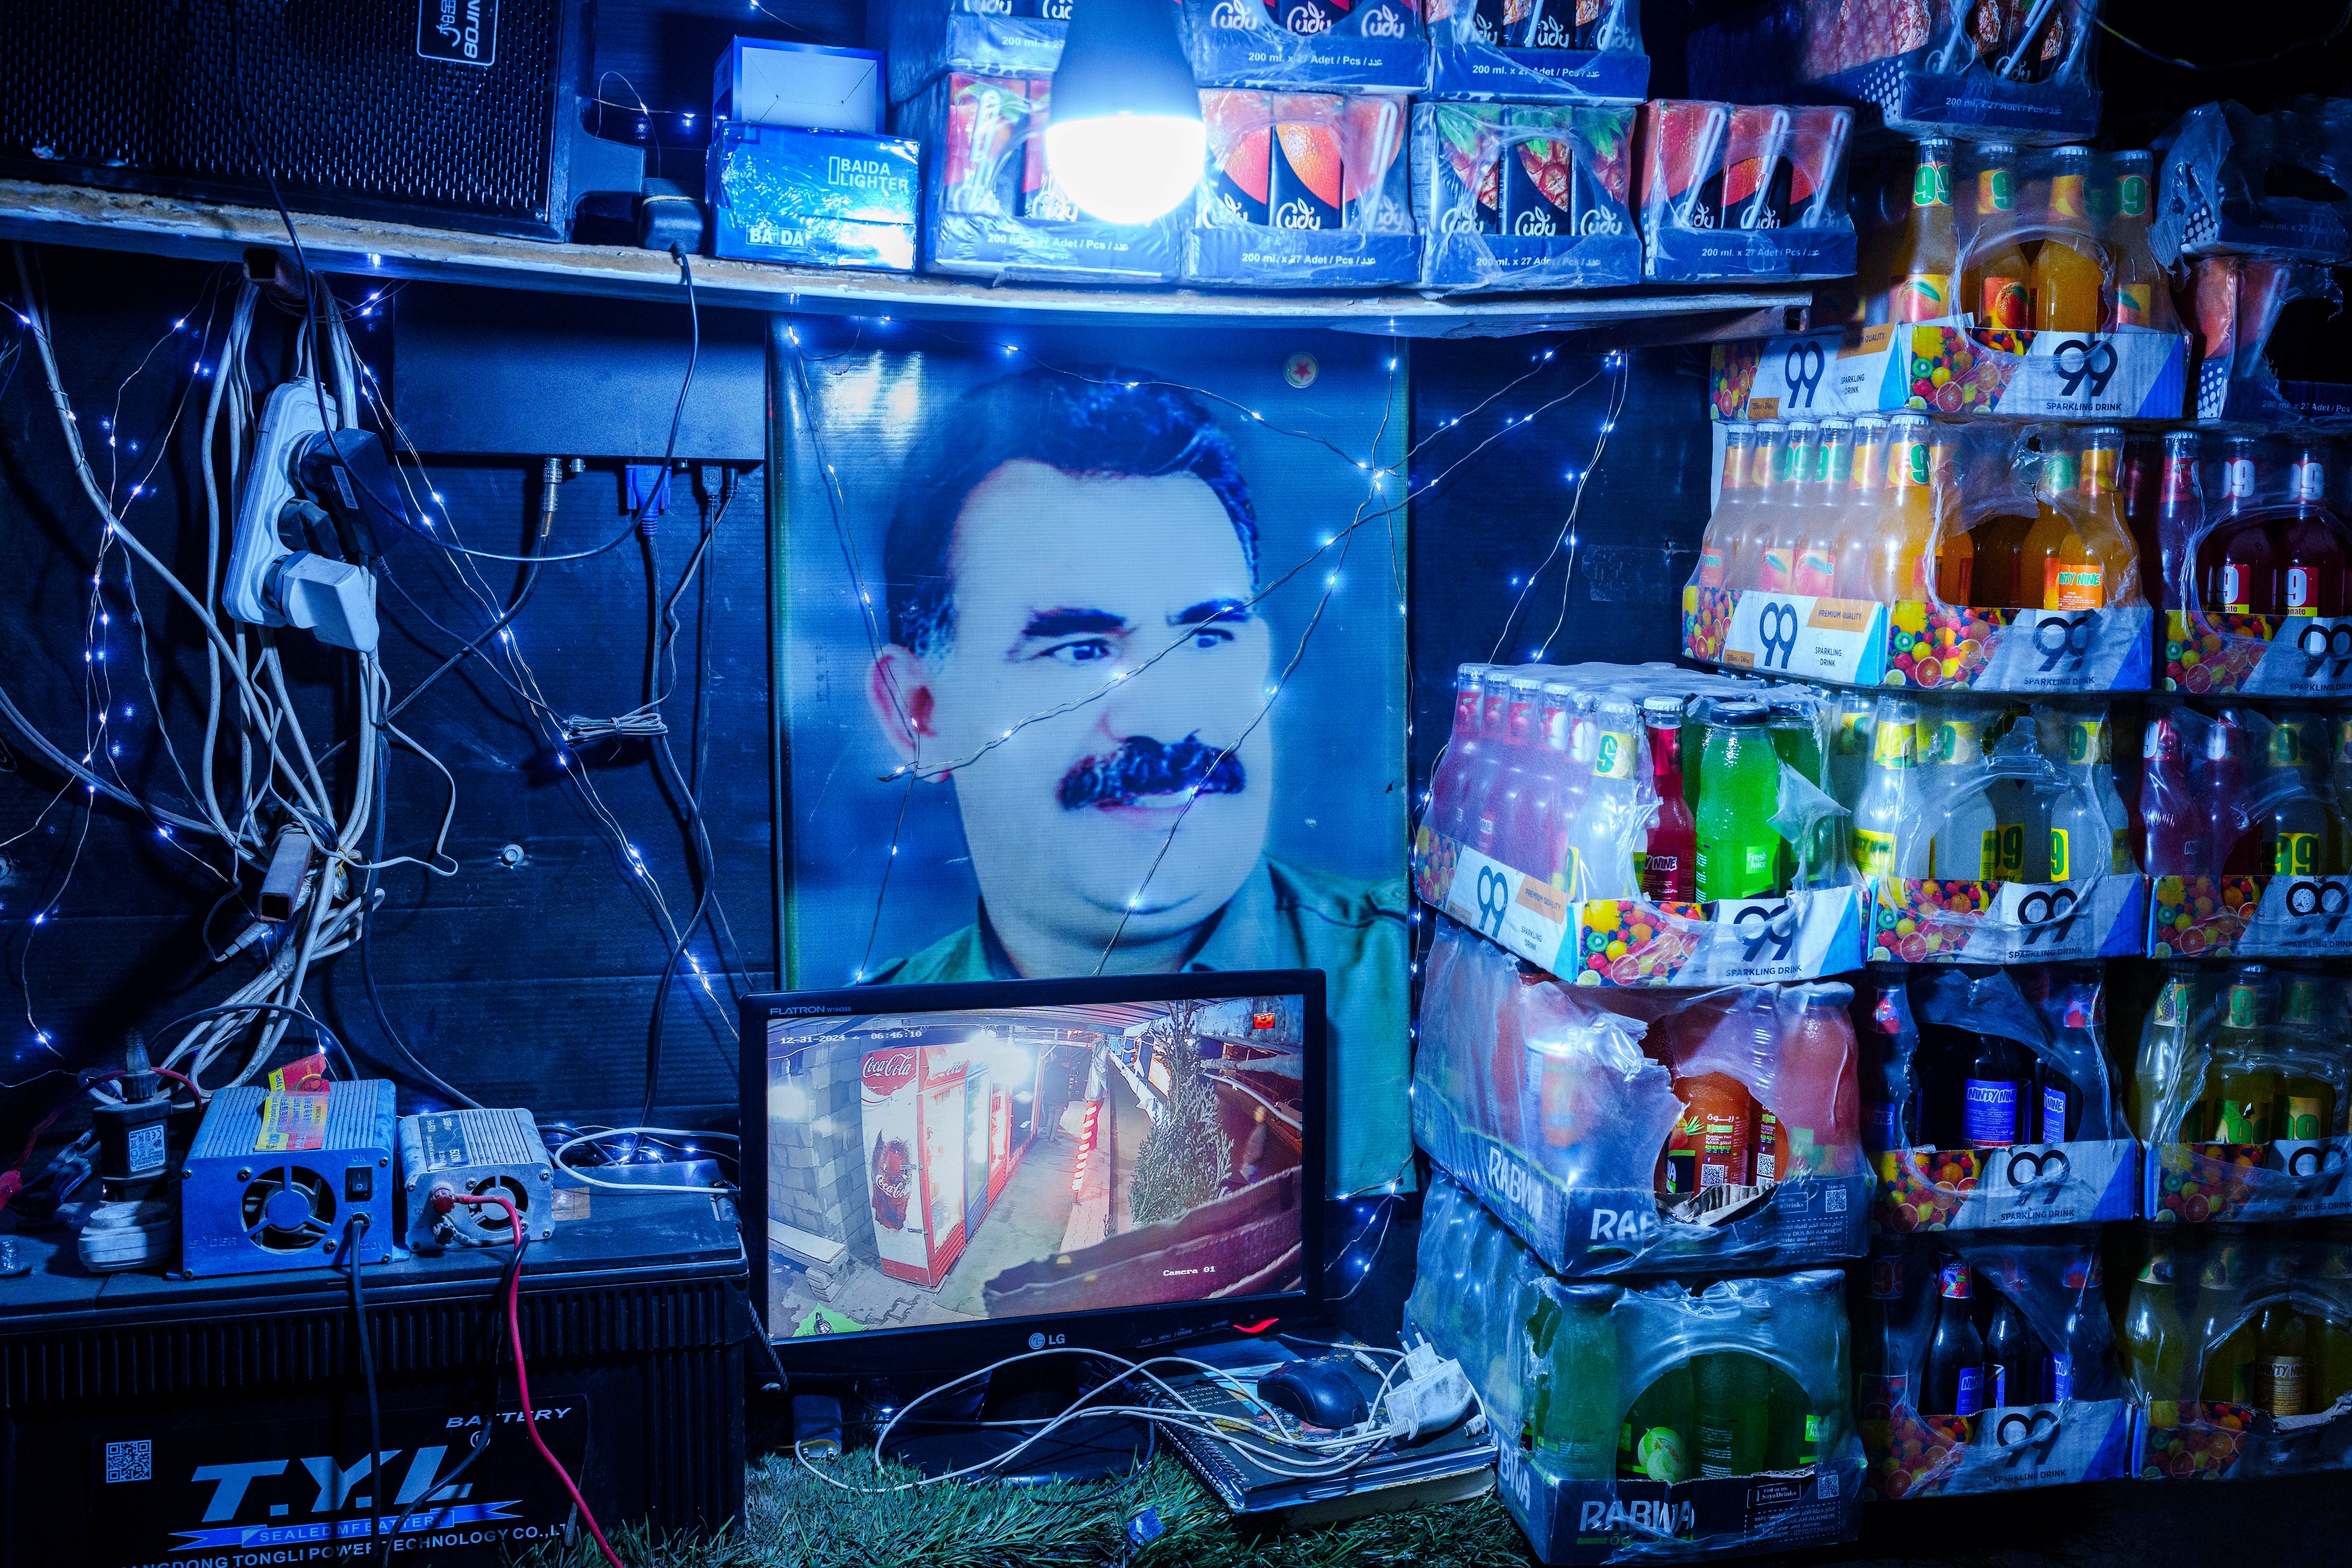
[550,1126,739,1194]
[794,1345,1429,1497]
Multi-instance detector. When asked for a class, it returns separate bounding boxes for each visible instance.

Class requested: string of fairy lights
[780,320,1630,1214]
[0,248,746,1110]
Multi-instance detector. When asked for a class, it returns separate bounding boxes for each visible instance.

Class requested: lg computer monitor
[742,971,1324,1375]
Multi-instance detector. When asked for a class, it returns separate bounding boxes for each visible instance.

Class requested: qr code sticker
[1825,1185,1847,1213]
[1816,1469,1839,1499]
[105,1440,152,1483]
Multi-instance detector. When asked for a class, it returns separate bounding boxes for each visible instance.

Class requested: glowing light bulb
[1043,116,1204,225]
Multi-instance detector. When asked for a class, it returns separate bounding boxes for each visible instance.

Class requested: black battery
[0,1192,747,1568]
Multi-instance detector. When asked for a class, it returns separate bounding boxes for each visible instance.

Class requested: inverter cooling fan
[180,1081,398,1277]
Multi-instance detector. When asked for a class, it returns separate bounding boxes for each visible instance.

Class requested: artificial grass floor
[525,1450,1533,1568]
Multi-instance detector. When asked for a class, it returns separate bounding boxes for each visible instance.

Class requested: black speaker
[0,0,641,240]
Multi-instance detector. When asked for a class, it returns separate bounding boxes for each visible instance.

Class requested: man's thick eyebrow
[1020,607,1128,638]
[1168,598,1253,628]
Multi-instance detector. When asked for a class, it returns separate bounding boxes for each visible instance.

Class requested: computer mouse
[1257,1357,1369,1430]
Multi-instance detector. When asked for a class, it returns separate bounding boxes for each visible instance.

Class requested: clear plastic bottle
[1908,710,2000,880]
[1565,698,1646,900]
[1698,425,1759,589]
[1734,422,1789,591]
[1794,419,1853,596]
[2132,964,2201,1142]
[1760,422,1823,593]
[1826,690,1877,813]
[1832,415,1892,600]
[1868,413,1938,604]
[2042,704,2132,879]
[1852,697,1920,880]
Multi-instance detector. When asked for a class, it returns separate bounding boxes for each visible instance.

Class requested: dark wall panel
[0,245,770,1152]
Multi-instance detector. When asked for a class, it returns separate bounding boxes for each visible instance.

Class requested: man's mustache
[1058,734,1247,810]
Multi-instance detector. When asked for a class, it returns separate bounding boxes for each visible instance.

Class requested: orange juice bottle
[1833,416,1889,600]
[2019,441,2083,609]
[1869,414,1938,603]
[1962,142,2033,329]
[2069,425,2140,606]
[2031,146,2104,334]
[2104,150,2179,332]
[1931,429,1972,605]
[1972,504,2039,610]
[1699,424,1759,588]
[1890,138,1959,323]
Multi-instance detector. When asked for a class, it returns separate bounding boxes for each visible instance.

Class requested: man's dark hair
[883,368,1258,659]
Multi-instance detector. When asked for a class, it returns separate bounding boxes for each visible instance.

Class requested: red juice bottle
[2281,446,2347,617]
[1431,664,1492,837]
[1450,668,1514,845]
[1642,695,1696,900]
[2206,709,2259,876]
[2154,430,2200,614]
[2141,713,2206,876]
[2200,437,2279,616]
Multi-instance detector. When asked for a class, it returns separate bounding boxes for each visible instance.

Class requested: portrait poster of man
[772,326,1409,1195]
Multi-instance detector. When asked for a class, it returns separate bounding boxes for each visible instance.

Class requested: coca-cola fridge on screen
[862,1043,970,1290]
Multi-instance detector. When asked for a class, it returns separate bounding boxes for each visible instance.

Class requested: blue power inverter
[180,1081,400,1277]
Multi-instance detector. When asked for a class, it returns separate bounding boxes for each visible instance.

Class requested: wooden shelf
[0,177,1812,340]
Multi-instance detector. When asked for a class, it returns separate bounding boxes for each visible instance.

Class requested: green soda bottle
[1697,702,1784,902]
[1618,1362,1694,1482]
[2278,973,2338,1142]
[1536,1283,1623,1479]
[1692,1352,1771,1478]
[2209,970,2277,1145]
[1762,1366,1818,1470]
[2122,1230,2195,1403]
[1768,708,1834,887]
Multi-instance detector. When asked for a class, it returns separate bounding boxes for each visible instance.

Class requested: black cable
[342,1214,385,1561]
[360,731,483,1109]
[2098,6,2352,71]
[374,1234,530,1567]
[365,246,700,566]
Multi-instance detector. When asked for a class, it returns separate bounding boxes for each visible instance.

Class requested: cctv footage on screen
[762,995,1306,1337]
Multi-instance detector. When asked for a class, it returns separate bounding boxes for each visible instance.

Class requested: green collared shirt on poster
[866,857,1410,1197]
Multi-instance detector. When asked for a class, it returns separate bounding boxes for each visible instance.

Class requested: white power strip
[224,380,378,652]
